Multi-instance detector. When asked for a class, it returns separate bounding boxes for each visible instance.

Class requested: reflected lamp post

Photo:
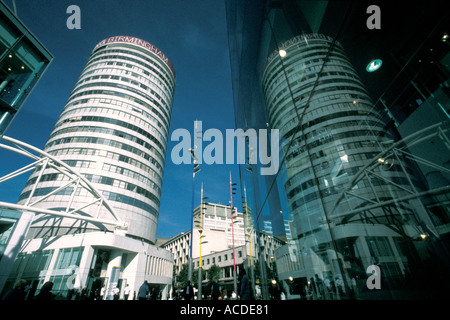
[229,172,238,295]
[242,184,256,298]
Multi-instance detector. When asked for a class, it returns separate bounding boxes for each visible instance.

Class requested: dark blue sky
[0,0,240,239]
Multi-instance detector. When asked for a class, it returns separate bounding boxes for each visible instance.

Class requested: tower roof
[93,35,175,78]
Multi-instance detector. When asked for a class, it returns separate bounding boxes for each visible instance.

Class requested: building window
[55,247,84,269]
[366,237,394,257]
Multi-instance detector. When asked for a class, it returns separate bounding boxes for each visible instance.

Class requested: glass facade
[17,36,175,244]
[0,1,53,138]
[0,208,22,260]
[226,0,450,299]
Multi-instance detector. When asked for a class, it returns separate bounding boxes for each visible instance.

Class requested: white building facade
[5,36,176,299]
[161,202,286,292]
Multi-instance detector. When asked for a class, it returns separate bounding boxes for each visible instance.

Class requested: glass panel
[226,0,450,300]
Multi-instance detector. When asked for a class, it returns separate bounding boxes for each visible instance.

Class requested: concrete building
[19,35,175,243]
[3,36,176,299]
[161,202,286,294]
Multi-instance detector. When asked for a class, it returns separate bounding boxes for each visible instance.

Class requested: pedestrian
[239,268,251,300]
[150,287,157,300]
[24,281,33,300]
[35,281,55,300]
[269,280,281,300]
[183,280,194,301]
[1,279,27,300]
[255,285,261,299]
[113,286,120,300]
[210,280,221,300]
[80,286,88,300]
[222,289,228,300]
[100,285,106,300]
[124,284,131,300]
[138,280,150,300]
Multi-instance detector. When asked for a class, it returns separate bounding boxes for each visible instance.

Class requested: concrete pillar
[44,247,60,283]
[105,249,122,300]
[0,211,34,292]
[77,245,95,289]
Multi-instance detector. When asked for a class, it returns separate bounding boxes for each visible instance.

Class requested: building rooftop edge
[92,35,175,78]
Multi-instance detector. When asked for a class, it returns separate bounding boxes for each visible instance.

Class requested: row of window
[196,250,244,267]
[24,159,161,196]
[50,115,166,160]
[102,190,158,217]
[47,147,162,184]
[269,83,370,127]
[18,186,158,217]
[279,101,374,139]
[45,135,163,171]
[61,98,167,136]
[66,89,170,130]
[288,166,415,213]
[264,68,362,101]
[84,173,160,204]
[282,109,378,143]
[76,73,171,108]
[91,47,175,87]
[87,49,174,93]
[264,54,352,98]
[262,43,348,87]
[79,64,169,102]
[57,106,166,145]
[69,80,171,122]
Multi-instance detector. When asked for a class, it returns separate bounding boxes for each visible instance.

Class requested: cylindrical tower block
[18,36,175,244]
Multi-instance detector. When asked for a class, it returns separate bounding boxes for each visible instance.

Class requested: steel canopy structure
[328,121,450,241]
[0,135,127,232]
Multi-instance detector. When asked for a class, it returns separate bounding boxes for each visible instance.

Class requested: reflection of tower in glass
[18,36,175,244]
[262,34,413,240]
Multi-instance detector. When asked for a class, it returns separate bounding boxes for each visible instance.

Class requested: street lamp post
[197,183,208,300]
[242,185,256,298]
[188,122,202,285]
[229,172,238,296]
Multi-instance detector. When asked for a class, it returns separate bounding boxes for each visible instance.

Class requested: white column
[0,211,34,292]
[105,249,122,300]
[77,245,95,289]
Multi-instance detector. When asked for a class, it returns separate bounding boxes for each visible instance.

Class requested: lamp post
[188,121,202,285]
[242,185,256,298]
[229,172,238,296]
[188,157,200,284]
[197,183,208,300]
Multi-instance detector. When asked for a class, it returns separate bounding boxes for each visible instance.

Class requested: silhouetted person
[138,281,150,300]
[183,281,194,300]
[239,269,251,300]
[211,280,221,300]
[1,279,27,300]
[35,281,55,300]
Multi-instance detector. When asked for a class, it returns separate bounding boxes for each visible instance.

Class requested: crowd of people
[0,279,157,301]
[174,268,285,300]
[2,269,286,301]
[1,280,56,301]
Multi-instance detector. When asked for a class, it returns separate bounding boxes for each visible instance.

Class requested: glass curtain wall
[0,2,53,138]
[226,0,450,300]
